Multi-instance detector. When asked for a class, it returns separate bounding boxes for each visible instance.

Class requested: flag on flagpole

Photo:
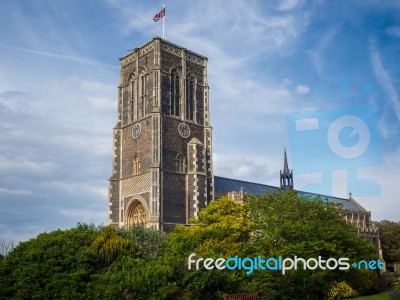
[153,7,166,22]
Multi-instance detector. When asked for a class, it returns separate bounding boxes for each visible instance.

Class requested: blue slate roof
[214,176,366,212]
[297,191,366,212]
[214,176,279,196]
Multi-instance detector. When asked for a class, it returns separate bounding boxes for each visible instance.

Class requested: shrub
[393,273,400,293]
[327,281,358,300]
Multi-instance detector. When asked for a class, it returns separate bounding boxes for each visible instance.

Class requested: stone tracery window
[130,80,135,122]
[126,200,147,227]
[133,155,140,175]
[170,69,180,117]
[185,75,195,121]
[140,73,146,118]
[176,154,186,173]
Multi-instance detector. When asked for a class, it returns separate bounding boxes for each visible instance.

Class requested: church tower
[280,149,293,190]
[108,37,214,231]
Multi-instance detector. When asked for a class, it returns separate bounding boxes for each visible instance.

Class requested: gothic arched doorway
[126,200,147,227]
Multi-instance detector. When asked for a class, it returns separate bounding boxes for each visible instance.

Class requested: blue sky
[0,0,399,243]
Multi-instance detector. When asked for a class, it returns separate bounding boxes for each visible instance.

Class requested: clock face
[132,123,141,139]
[178,123,191,138]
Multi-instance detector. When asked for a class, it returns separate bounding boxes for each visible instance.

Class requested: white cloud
[0,44,118,69]
[0,224,46,245]
[48,134,110,157]
[385,26,400,37]
[281,78,293,87]
[355,148,400,221]
[296,84,310,94]
[0,90,37,114]
[0,155,57,175]
[307,26,338,75]
[40,180,107,199]
[276,0,300,11]
[0,188,33,196]
[213,75,296,118]
[59,208,105,222]
[80,81,115,93]
[86,96,115,111]
[369,36,400,123]
[213,152,283,185]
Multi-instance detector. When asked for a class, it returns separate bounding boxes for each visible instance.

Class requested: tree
[0,223,101,299]
[0,195,382,299]
[162,192,379,299]
[91,225,135,265]
[375,220,400,270]
[246,191,379,298]
[0,239,15,258]
[117,225,167,259]
[86,256,182,300]
[164,197,255,299]
[87,226,181,300]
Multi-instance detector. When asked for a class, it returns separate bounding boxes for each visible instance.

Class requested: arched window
[126,200,147,227]
[186,76,195,121]
[170,70,180,117]
[133,155,140,175]
[130,80,135,122]
[140,74,146,118]
[176,154,186,173]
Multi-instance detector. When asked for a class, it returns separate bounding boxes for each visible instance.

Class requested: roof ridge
[214,175,276,188]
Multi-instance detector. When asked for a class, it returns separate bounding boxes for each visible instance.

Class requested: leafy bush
[327,281,358,300]
[0,224,101,299]
[117,225,167,259]
[86,256,181,300]
[393,273,400,293]
[91,225,135,264]
[347,268,380,295]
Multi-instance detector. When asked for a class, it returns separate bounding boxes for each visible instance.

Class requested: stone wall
[109,37,213,229]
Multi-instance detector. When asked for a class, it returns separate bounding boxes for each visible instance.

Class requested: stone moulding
[160,42,206,66]
[121,41,206,67]
[121,172,152,198]
[186,52,206,66]
[140,42,155,57]
[120,53,135,68]
[161,42,182,57]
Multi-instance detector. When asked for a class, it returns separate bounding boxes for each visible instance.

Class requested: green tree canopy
[375,220,400,269]
[0,193,382,299]
[0,223,101,299]
[165,192,379,299]
[91,225,136,265]
[246,191,379,298]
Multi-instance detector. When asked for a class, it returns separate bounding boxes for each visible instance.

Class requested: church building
[108,37,212,231]
[108,37,382,258]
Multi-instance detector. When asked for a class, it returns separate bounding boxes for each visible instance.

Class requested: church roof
[214,176,366,212]
[214,176,279,198]
[297,191,367,212]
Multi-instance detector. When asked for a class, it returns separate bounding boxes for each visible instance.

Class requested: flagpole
[162,1,165,39]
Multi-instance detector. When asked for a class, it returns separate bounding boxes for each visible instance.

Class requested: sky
[0,0,399,243]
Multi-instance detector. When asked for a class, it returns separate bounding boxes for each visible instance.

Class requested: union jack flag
[153,7,165,22]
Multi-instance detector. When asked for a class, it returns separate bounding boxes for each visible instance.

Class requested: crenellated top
[120,51,135,68]
[119,37,207,69]
[160,39,207,66]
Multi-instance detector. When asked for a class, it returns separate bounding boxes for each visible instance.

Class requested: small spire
[280,147,294,190]
[283,147,290,175]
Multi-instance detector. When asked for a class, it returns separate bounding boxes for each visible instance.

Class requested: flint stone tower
[108,37,214,231]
